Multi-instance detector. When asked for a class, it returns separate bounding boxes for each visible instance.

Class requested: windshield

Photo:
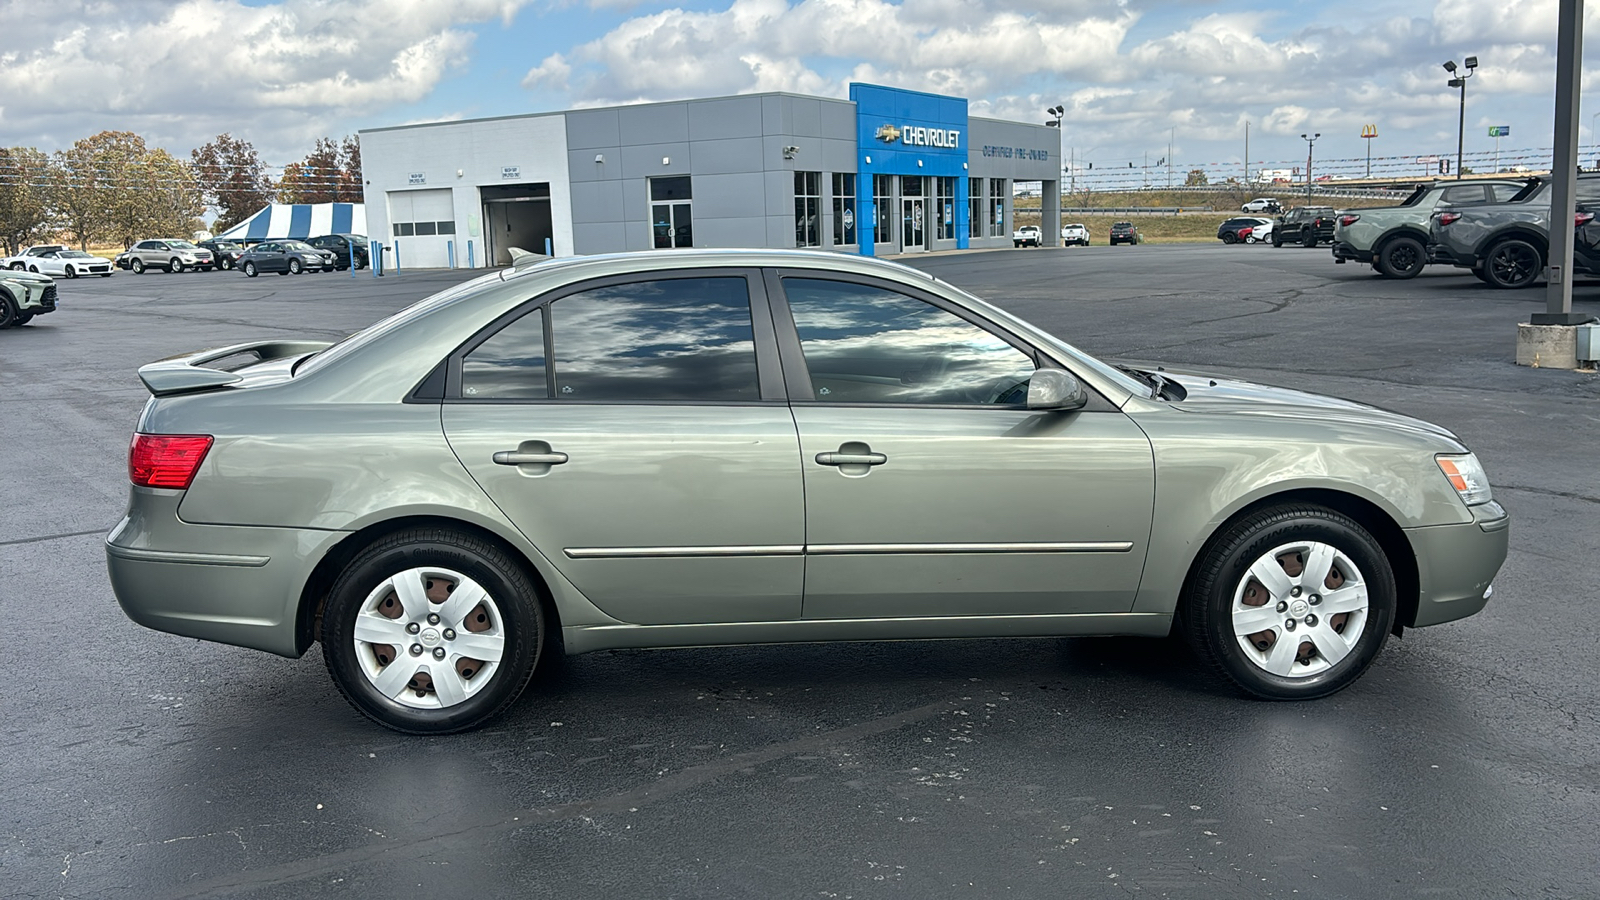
[61,250,95,258]
[168,240,199,249]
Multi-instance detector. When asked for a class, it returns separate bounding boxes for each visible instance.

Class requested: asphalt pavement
[3,246,1598,898]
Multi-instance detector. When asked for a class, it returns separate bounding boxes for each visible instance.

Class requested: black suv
[198,239,246,271]
[1109,222,1142,246]
[1273,207,1336,247]
[305,234,370,270]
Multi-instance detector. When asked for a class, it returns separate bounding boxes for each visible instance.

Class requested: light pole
[1444,56,1477,179]
[1301,132,1320,203]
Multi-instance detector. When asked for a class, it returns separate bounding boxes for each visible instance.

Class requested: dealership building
[359,83,1062,269]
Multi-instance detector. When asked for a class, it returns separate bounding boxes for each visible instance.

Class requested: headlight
[1436,453,1493,505]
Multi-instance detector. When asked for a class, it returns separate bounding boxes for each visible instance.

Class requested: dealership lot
[3,248,1598,897]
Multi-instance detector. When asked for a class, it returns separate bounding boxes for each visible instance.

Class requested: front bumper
[105,487,346,658]
[1404,501,1509,627]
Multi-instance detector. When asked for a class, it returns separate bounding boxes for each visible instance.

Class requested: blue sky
[0,0,1589,185]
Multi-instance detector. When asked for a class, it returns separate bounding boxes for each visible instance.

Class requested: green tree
[192,133,275,232]
[50,131,142,249]
[1185,168,1208,186]
[0,147,53,255]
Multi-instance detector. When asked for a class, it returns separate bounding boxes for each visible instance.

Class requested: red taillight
[1576,212,1595,227]
[129,434,213,489]
[1438,212,1462,226]
[1339,214,1360,227]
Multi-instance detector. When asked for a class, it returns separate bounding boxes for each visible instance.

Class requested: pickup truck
[1013,225,1041,247]
[1331,179,1526,278]
[1271,207,1336,248]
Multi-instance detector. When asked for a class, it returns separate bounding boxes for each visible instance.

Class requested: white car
[1241,218,1274,244]
[3,245,114,278]
[1061,224,1089,246]
[1241,198,1282,213]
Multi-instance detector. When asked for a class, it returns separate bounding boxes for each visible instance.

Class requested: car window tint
[1577,179,1600,206]
[549,277,759,402]
[1441,185,1487,204]
[1490,184,1522,202]
[463,309,547,399]
[783,277,1035,406]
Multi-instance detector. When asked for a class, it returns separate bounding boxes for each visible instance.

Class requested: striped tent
[215,203,366,242]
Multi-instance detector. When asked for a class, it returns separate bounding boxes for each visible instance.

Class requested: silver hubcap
[353,567,506,709]
[1231,541,1368,678]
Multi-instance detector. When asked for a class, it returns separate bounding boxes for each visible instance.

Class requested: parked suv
[1332,180,1526,278]
[1241,198,1282,213]
[0,268,57,327]
[198,239,246,271]
[116,239,214,274]
[1272,207,1336,247]
[1109,222,1142,245]
[1218,216,1271,244]
[1428,174,1600,289]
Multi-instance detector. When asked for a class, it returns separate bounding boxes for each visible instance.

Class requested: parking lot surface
[3,248,1598,898]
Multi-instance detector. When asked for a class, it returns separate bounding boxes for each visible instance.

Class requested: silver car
[117,239,215,274]
[107,249,1508,734]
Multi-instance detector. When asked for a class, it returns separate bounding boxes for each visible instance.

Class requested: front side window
[795,171,821,248]
[783,277,1035,406]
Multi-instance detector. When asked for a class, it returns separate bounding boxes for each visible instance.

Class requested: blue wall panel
[850,83,970,255]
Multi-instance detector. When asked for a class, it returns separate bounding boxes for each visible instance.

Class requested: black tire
[6,262,21,271]
[321,527,545,734]
[1481,238,1543,289]
[1301,229,1317,248]
[1182,504,1396,700]
[243,261,258,277]
[1014,241,1021,248]
[131,258,145,274]
[1471,266,1492,284]
[0,291,17,328]
[64,265,78,279]
[288,258,303,275]
[220,258,233,271]
[27,264,40,273]
[168,258,184,273]
[1272,233,1283,248]
[1375,236,1426,279]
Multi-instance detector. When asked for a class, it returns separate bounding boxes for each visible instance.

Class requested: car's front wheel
[322,528,545,734]
[131,259,145,274]
[1376,236,1426,279]
[288,259,303,275]
[1482,238,1543,289]
[1183,504,1395,700]
[168,258,184,273]
[242,261,258,277]
[0,291,17,328]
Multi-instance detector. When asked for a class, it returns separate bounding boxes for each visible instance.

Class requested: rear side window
[1490,184,1522,202]
[1577,178,1600,206]
[463,310,547,399]
[1441,185,1487,204]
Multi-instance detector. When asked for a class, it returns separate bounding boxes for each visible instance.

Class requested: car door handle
[815,451,887,466]
[492,450,569,466]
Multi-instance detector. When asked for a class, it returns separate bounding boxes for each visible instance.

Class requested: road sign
[1488,125,1511,137]
[1361,124,1379,139]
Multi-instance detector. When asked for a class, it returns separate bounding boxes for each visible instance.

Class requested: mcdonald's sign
[1360,124,1379,139]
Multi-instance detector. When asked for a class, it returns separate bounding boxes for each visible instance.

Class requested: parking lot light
[1300,133,1320,203]
[1444,57,1477,180]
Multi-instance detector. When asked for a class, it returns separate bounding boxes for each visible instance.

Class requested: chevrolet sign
[876,124,961,148]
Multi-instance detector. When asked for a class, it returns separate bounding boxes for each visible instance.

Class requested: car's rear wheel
[1301,230,1318,248]
[288,259,302,275]
[1183,504,1395,700]
[1221,232,1238,244]
[1376,236,1426,279]
[242,261,258,277]
[131,259,145,274]
[322,528,545,734]
[1482,239,1543,289]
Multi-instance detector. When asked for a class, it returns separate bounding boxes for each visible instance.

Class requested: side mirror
[1027,368,1088,411]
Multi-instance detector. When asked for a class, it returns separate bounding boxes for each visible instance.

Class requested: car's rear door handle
[493,450,569,466]
[815,451,887,466]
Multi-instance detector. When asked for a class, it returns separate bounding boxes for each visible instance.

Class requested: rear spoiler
[138,340,333,397]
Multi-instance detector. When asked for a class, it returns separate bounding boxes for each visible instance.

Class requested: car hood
[3,269,54,285]
[1135,367,1462,445]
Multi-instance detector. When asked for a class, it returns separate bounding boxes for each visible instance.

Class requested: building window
[650,176,693,249]
[989,178,1006,237]
[794,171,821,248]
[968,178,983,239]
[935,177,956,241]
[873,174,894,245]
[832,173,857,247]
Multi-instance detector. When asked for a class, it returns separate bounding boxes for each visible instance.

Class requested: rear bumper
[1404,502,1509,628]
[1428,243,1475,268]
[105,487,345,658]
[1331,241,1373,263]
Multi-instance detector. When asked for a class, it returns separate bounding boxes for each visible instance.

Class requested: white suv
[1241,198,1282,213]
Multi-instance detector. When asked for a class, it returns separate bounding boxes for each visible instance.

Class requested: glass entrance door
[900,176,926,252]
[650,177,693,249]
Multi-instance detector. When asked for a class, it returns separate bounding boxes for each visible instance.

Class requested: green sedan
[106,249,1508,734]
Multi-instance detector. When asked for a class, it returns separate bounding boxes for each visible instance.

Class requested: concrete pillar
[1042,179,1061,247]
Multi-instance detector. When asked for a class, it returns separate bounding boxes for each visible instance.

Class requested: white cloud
[0,0,532,158]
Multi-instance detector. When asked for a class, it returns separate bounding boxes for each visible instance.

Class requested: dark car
[1272,207,1336,247]
[198,239,246,271]
[1109,222,1142,245]
[237,240,337,277]
[305,234,370,270]
[1217,217,1271,244]
[1427,174,1600,288]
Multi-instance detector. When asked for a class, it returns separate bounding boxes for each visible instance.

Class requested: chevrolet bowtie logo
[875,124,901,144]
